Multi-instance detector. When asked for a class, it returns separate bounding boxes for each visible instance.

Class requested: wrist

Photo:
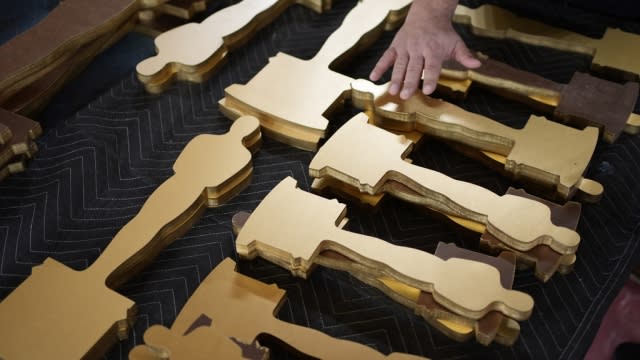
[409,0,458,23]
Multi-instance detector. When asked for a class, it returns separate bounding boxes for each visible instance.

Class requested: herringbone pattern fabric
[1,1,639,359]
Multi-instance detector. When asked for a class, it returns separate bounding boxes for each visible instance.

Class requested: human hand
[369,0,480,99]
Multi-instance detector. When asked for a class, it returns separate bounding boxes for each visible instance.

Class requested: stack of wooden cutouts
[130,258,427,359]
[308,114,582,284]
[136,0,209,38]
[0,116,262,359]
[0,0,204,117]
[220,0,412,150]
[233,177,535,346]
[0,0,212,180]
[349,79,603,203]
[453,4,640,81]
[437,53,640,143]
[0,108,42,181]
[136,0,334,94]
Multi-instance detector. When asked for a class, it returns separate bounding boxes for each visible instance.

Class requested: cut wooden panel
[235,176,534,321]
[0,109,42,169]
[221,0,412,150]
[350,78,601,201]
[0,0,176,108]
[0,116,261,359]
[309,113,580,255]
[130,323,269,360]
[168,258,427,359]
[438,55,639,143]
[3,18,137,117]
[0,0,150,104]
[453,4,640,80]
[136,0,333,93]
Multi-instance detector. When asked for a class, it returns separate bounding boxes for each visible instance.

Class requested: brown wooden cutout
[453,4,640,80]
[130,323,269,360]
[438,55,639,143]
[167,258,427,359]
[0,116,261,359]
[310,113,580,255]
[236,176,534,321]
[136,0,333,93]
[3,18,137,117]
[0,0,178,105]
[220,0,411,150]
[350,78,601,201]
[0,0,154,104]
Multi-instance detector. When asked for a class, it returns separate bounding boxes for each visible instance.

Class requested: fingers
[453,41,481,69]
[369,48,396,82]
[398,54,423,99]
[421,57,442,95]
[389,51,409,96]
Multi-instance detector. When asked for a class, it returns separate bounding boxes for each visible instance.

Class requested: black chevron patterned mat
[1,1,639,359]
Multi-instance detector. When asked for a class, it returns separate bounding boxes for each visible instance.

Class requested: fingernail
[389,83,399,95]
[423,84,434,95]
[400,89,412,99]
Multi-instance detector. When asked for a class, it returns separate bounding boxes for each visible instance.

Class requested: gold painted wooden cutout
[232,209,522,345]
[130,323,269,360]
[317,172,581,279]
[165,258,427,359]
[236,176,534,321]
[312,174,579,283]
[453,4,640,80]
[437,54,639,143]
[136,0,333,93]
[310,113,580,255]
[0,116,261,359]
[324,246,521,346]
[220,0,412,150]
[350,78,602,201]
